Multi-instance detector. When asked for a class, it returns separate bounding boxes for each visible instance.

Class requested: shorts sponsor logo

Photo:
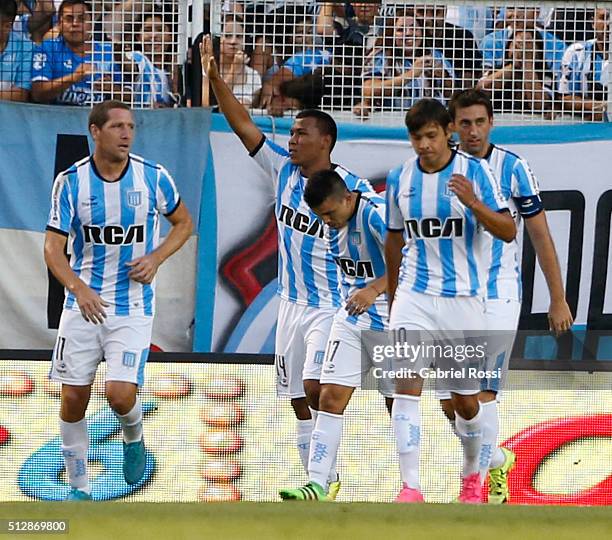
[122,351,137,368]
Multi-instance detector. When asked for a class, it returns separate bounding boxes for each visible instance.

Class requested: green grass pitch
[1,502,612,540]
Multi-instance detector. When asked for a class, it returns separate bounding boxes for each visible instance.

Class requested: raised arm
[200,35,263,153]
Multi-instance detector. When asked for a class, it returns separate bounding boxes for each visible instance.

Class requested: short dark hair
[89,100,132,130]
[404,99,451,134]
[295,109,338,151]
[0,0,17,20]
[304,169,348,209]
[448,88,494,120]
[280,72,324,110]
[58,0,92,18]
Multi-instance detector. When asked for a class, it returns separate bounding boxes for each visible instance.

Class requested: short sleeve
[340,169,373,193]
[511,158,544,217]
[156,166,181,216]
[367,202,387,247]
[472,159,508,212]
[250,137,290,187]
[32,43,52,82]
[385,166,404,231]
[46,173,74,235]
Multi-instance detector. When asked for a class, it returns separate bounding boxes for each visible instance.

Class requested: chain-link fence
[0,1,611,124]
[2,0,186,107]
[206,0,612,124]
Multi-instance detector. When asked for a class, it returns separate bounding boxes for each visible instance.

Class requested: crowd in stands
[0,0,178,106]
[0,0,609,120]
[204,2,609,120]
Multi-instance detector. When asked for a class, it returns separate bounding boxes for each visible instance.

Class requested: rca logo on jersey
[278,205,324,238]
[337,258,374,278]
[405,217,464,239]
[83,224,144,245]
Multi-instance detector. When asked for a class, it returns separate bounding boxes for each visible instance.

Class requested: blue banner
[0,102,211,234]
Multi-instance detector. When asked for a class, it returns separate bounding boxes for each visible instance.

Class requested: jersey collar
[91,156,131,183]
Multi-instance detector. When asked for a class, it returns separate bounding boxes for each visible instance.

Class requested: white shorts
[480,298,521,394]
[390,289,486,395]
[274,298,335,398]
[436,297,521,399]
[319,315,394,397]
[50,309,153,386]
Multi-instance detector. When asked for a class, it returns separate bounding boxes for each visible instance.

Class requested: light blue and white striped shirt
[46,153,180,317]
[328,192,388,331]
[251,137,372,308]
[386,149,507,297]
[483,144,542,301]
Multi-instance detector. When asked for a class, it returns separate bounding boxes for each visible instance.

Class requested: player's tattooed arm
[44,230,109,324]
[127,201,193,285]
[384,231,404,313]
[448,174,516,243]
[524,212,573,335]
[200,34,263,153]
[346,275,386,316]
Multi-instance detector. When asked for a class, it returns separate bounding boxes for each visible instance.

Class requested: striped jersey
[327,192,388,331]
[46,153,181,317]
[483,144,543,301]
[386,149,508,297]
[251,137,372,308]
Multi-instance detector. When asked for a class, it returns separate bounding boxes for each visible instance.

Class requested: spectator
[478,29,555,115]
[480,7,566,78]
[445,5,495,43]
[354,12,455,117]
[126,11,177,107]
[0,0,33,101]
[13,0,56,43]
[415,5,482,88]
[258,15,331,114]
[557,8,609,120]
[31,0,126,105]
[316,2,380,50]
[218,18,261,106]
[315,1,382,109]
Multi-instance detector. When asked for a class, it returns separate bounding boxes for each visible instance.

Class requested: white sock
[115,395,143,444]
[310,407,338,484]
[60,418,90,493]
[456,406,483,478]
[308,411,343,490]
[479,401,499,480]
[296,418,315,474]
[489,447,506,469]
[392,395,420,490]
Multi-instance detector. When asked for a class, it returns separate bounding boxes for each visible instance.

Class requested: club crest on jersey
[126,190,142,207]
[444,182,455,198]
[349,232,361,245]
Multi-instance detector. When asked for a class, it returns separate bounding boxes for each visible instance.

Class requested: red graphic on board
[505,414,612,505]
